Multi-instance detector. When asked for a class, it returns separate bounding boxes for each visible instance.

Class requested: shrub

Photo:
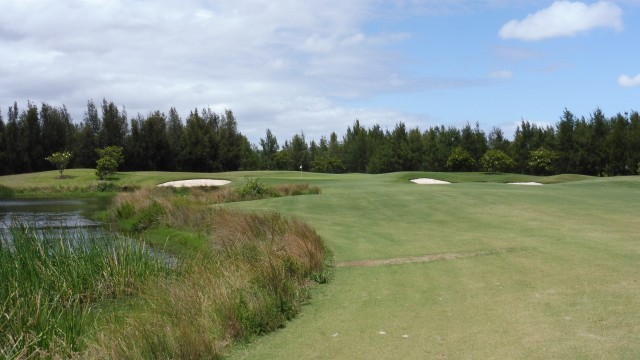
[0,184,14,198]
[235,177,275,200]
[481,149,515,173]
[447,147,476,172]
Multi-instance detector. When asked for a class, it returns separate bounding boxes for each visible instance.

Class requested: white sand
[508,182,543,186]
[157,179,231,187]
[410,178,451,185]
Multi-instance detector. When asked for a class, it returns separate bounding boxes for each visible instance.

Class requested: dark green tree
[627,111,640,174]
[555,109,575,173]
[289,132,310,171]
[181,109,217,172]
[606,113,629,175]
[406,127,424,171]
[0,112,6,174]
[140,111,170,170]
[343,120,368,173]
[18,102,43,172]
[481,149,515,173]
[446,146,475,172]
[166,107,184,170]
[259,129,279,170]
[218,110,244,171]
[487,127,509,152]
[99,99,128,148]
[590,108,609,176]
[528,147,557,175]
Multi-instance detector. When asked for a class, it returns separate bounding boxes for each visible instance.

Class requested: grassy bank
[86,182,331,358]
[0,226,167,359]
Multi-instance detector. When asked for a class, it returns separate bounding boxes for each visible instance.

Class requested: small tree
[528,147,557,175]
[481,150,515,173]
[45,151,73,179]
[446,147,476,172]
[95,146,123,180]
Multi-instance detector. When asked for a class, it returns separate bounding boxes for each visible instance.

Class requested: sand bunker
[157,179,231,187]
[410,178,451,185]
[508,182,543,186]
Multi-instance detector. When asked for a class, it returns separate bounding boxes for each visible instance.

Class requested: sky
[1,0,639,144]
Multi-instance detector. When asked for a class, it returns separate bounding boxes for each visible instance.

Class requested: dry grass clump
[89,208,332,359]
[110,180,321,233]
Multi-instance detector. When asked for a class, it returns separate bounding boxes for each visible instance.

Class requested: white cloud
[489,70,513,79]
[618,74,640,87]
[0,0,423,143]
[499,1,623,41]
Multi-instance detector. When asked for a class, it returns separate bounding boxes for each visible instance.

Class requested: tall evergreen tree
[259,129,279,170]
[590,108,609,176]
[18,102,43,172]
[487,127,509,152]
[167,107,184,171]
[289,132,310,171]
[628,111,640,174]
[125,115,145,170]
[218,110,243,171]
[99,99,128,148]
[556,109,575,173]
[406,127,424,171]
[40,103,74,159]
[0,112,6,175]
[606,113,629,175]
[343,120,368,173]
[181,109,217,172]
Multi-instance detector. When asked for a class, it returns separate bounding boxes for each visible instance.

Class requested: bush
[447,147,476,172]
[481,149,515,173]
[0,184,14,198]
[235,178,275,200]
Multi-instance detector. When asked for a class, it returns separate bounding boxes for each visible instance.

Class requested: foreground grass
[87,186,332,359]
[225,172,640,359]
[0,226,167,358]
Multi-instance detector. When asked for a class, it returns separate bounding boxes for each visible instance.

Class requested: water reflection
[0,197,110,229]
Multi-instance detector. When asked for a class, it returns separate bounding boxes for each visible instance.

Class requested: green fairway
[223,172,640,359]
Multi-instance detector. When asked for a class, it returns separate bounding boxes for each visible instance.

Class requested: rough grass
[0,226,167,359]
[87,205,332,359]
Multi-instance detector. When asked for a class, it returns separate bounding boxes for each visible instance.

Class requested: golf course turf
[2,170,639,359]
[223,172,640,359]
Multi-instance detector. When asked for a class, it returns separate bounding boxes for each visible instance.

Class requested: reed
[89,199,332,359]
[0,225,168,358]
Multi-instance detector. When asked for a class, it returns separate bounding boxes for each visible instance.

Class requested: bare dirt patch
[157,179,231,187]
[336,248,525,267]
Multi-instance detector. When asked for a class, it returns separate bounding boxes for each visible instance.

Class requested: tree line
[0,99,638,176]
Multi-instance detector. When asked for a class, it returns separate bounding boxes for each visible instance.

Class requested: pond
[0,197,111,229]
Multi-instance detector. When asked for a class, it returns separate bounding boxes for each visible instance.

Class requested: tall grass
[0,226,168,359]
[0,184,14,198]
[111,179,321,234]
[89,187,332,359]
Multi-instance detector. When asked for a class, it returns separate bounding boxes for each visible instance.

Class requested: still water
[0,197,111,229]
